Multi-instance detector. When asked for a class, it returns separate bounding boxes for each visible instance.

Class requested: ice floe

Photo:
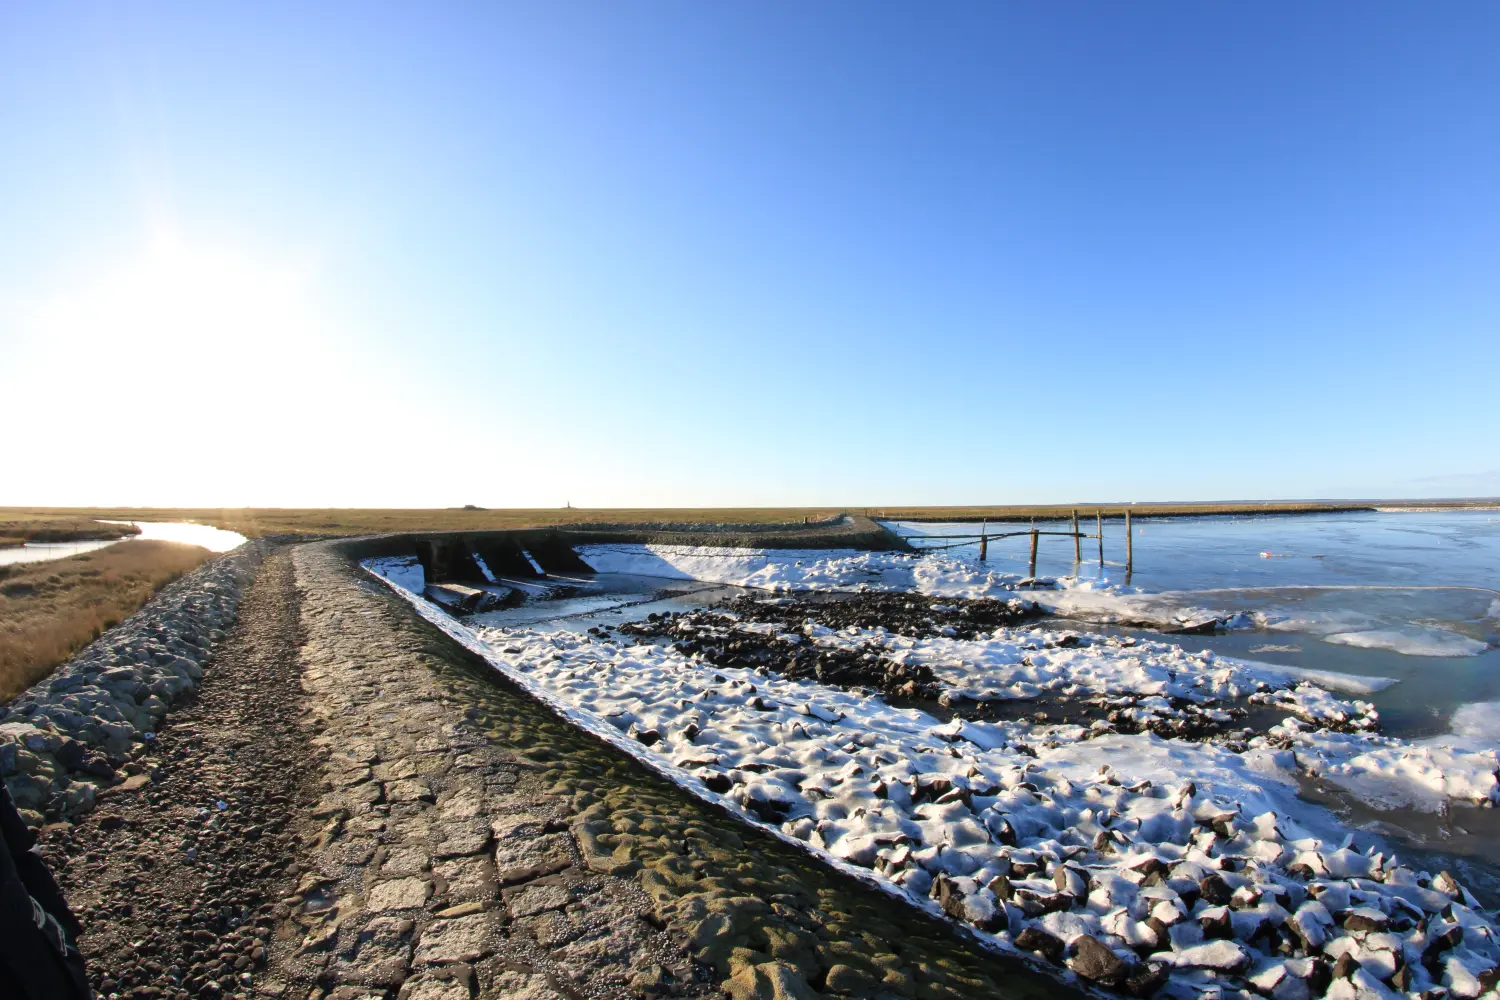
[1450,703,1500,746]
[1321,628,1490,658]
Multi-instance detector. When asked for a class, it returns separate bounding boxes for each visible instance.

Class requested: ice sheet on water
[1321,628,1489,658]
[364,556,425,595]
[581,544,1493,662]
[1447,701,1500,746]
[1247,663,1398,697]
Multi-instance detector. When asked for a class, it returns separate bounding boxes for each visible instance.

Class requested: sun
[26,237,324,388]
[3,233,361,505]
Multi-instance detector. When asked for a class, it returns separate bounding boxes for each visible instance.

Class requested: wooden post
[1028,525,1039,578]
[1071,509,1081,563]
[1125,508,1133,578]
[1097,512,1104,570]
[979,517,988,562]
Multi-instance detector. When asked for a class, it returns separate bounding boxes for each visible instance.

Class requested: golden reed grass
[0,540,212,702]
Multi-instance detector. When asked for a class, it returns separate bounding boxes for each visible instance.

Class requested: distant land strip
[2,498,1496,540]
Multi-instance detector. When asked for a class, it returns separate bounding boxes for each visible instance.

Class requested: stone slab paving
[267,545,705,1000]
[269,543,1077,1000]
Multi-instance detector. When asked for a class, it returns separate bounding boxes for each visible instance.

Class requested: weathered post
[1125,508,1133,578]
[979,518,988,562]
[1097,512,1104,570]
[1028,524,1039,578]
[1072,509,1081,564]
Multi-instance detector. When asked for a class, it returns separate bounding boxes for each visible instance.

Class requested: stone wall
[0,541,269,826]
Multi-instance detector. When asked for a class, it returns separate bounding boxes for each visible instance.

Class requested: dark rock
[1015,926,1065,962]
[81,756,118,780]
[1199,907,1233,940]
[1070,934,1127,986]
[1145,916,1171,949]
[55,740,88,769]
[1130,856,1169,881]
[1306,956,1332,996]
[1199,873,1232,907]
[1341,909,1388,933]
[1423,924,1464,969]
[932,874,966,922]
[1125,961,1169,998]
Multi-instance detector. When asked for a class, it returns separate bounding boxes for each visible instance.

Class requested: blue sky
[2,3,1496,507]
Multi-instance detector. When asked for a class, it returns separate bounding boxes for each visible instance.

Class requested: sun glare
[31,238,322,386]
[3,235,395,505]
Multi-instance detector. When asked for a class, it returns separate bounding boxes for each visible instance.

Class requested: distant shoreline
[0,499,1495,538]
[0,520,139,547]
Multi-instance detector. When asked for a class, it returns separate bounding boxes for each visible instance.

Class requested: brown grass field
[0,500,1427,540]
[0,540,212,701]
[0,498,1492,543]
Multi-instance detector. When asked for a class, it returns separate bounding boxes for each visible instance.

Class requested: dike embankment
[14,525,1071,1000]
[264,538,1071,1000]
[1,540,272,824]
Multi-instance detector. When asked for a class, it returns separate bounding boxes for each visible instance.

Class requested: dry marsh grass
[0,518,139,547]
[0,540,212,701]
[0,500,1417,540]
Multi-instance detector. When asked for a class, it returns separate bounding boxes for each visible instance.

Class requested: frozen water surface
[1,519,248,566]
[891,510,1500,737]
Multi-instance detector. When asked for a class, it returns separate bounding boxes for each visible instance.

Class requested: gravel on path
[42,549,320,1000]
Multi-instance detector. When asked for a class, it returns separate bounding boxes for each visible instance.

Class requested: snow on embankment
[365,558,1500,999]
[796,620,1390,730]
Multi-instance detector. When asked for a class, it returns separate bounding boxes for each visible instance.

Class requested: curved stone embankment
[1,541,270,825]
[275,540,1073,1000]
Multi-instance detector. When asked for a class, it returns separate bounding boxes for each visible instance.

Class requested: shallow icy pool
[0,537,123,566]
[891,510,1500,733]
[1,520,248,567]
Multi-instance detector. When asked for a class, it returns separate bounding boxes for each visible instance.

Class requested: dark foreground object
[0,780,90,997]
